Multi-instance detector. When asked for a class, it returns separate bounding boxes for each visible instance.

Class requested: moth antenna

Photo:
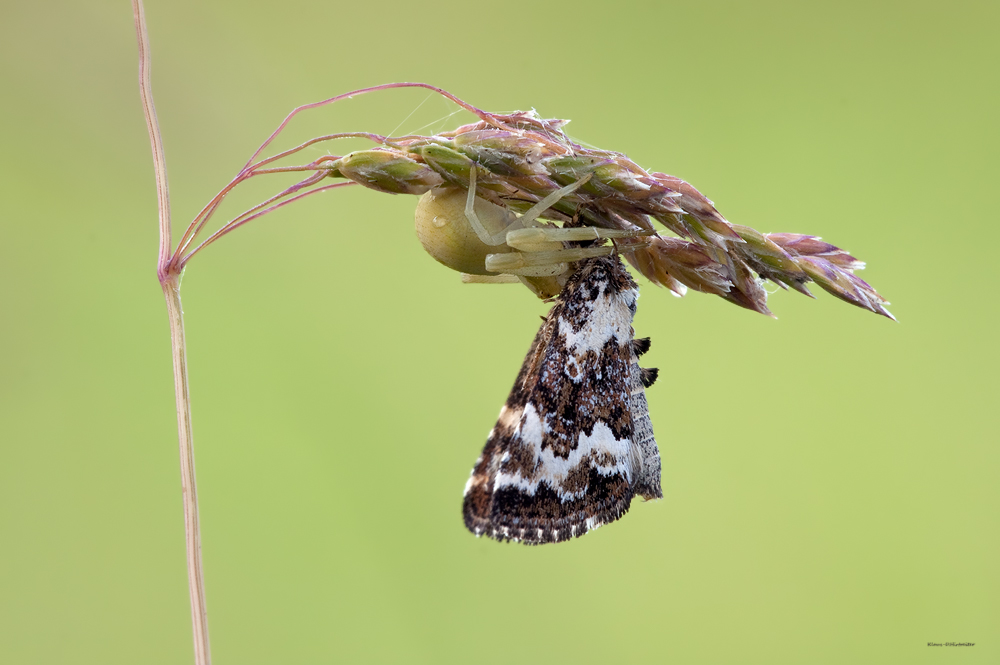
[641,367,659,388]
[632,337,651,357]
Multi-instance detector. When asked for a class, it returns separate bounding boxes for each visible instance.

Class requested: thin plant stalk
[162,274,210,665]
[132,1,211,663]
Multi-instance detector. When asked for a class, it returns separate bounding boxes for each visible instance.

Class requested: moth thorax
[413,187,515,275]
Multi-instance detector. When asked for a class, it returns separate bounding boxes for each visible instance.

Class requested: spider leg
[460,273,521,284]
[515,172,593,226]
[453,166,657,290]
[505,226,657,252]
[463,166,596,246]
[489,226,657,275]
[485,245,615,276]
[464,166,513,246]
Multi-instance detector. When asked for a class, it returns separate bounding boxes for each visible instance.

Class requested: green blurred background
[1,0,996,662]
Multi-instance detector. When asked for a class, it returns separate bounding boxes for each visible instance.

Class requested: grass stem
[133,1,211,661]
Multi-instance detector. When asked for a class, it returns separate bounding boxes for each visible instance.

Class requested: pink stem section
[162,274,211,665]
[183,181,357,263]
[172,134,369,261]
[173,84,488,267]
[132,1,211,663]
[243,82,496,171]
[134,0,171,278]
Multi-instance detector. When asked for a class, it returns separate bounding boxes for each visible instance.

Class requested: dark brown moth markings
[462,255,661,545]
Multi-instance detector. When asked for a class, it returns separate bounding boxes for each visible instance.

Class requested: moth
[462,254,661,544]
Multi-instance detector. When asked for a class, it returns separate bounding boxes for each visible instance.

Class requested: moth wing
[463,256,642,544]
[462,324,546,540]
[462,324,547,540]
[628,345,662,500]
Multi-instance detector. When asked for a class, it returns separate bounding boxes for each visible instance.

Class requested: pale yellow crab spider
[414,165,655,297]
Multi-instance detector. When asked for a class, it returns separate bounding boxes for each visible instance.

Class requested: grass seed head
[319,94,891,319]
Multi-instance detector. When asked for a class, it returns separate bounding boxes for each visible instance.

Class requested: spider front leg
[463,165,592,246]
[413,167,654,297]
[485,225,657,276]
[465,165,652,276]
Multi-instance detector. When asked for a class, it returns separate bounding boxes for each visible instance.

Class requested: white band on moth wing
[494,408,633,502]
[557,291,635,355]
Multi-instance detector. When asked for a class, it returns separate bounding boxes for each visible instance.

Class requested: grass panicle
[320,105,891,319]
[166,82,891,321]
